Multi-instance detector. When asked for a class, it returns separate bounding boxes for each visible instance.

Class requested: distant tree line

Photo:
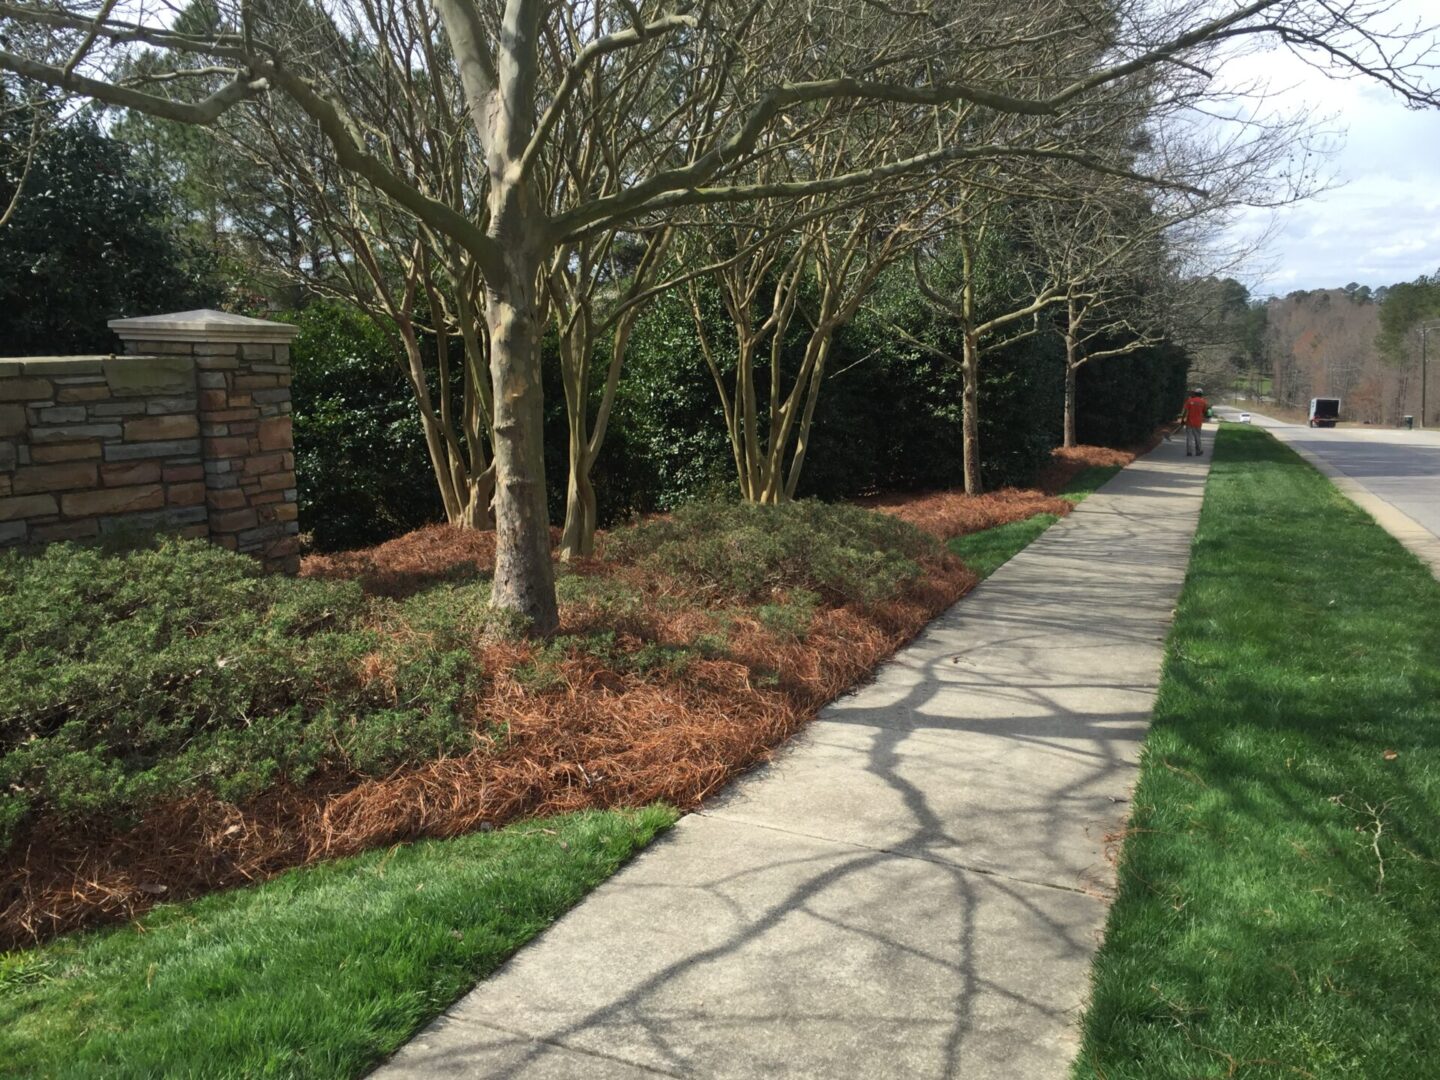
[1191,270,1440,426]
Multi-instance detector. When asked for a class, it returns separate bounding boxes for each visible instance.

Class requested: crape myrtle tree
[899,65,1183,493]
[251,112,506,531]
[1021,162,1180,448]
[677,160,949,505]
[1045,199,1165,447]
[547,227,670,557]
[184,0,694,555]
[916,26,1331,465]
[2,0,1438,634]
[226,101,508,531]
[927,38,1303,470]
[906,182,1072,495]
[1031,186,1207,448]
[684,6,1158,502]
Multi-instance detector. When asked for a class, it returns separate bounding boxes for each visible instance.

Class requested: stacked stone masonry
[0,310,300,573]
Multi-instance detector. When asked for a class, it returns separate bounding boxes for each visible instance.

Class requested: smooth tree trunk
[554,232,667,560]
[736,334,829,505]
[958,231,983,496]
[484,188,558,635]
[559,434,597,558]
[555,309,631,560]
[961,331,982,495]
[695,254,830,505]
[710,314,836,505]
[1063,295,1081,449]
[457,471,497,529]
[398,317,495,529]
[433,0,556,635]
[555,318,595,560]
[914,217,1070,490]
[1064,349,1079,449]
[783,335,834,500]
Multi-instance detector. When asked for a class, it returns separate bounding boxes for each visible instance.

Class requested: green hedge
[285,302,445,551]
[284,257,1188,551]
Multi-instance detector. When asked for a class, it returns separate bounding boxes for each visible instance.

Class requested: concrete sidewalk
[376,437,1213,1079]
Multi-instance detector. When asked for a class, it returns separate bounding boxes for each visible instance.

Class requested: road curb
[1254,425,1440,580]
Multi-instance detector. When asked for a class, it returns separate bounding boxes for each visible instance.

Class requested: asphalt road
[1213,406,1440,542]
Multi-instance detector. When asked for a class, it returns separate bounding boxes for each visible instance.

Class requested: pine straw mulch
[2,541,974,947]
[1037,443,1142,495]
[859,443,1143,542]
[858,487,1074,540]
[299,523,503,597]
[5,441,1151,946]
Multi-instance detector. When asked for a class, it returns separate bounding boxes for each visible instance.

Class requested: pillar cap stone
[109,309,298,345]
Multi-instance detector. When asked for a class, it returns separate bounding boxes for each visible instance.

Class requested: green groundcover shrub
[607,498,940,605]
[0,502,939,854]
[0,538,477,852]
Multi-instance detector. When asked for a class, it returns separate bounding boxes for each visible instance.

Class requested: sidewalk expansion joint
[695,809,1108,902]
[441,1017,685,1078]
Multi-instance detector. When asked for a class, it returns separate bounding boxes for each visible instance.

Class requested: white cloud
[1207,5,1440,296]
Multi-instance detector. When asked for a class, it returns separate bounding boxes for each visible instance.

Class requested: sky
[1216,6,1440,299]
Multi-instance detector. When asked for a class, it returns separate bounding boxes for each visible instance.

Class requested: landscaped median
[1075,425,1440,1078]
[0,444,1139,1076]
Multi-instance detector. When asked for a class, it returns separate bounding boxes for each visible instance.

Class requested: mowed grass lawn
[0,807,675,1079]
[1076,425,1440,1078]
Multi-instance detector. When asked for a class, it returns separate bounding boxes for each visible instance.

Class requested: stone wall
[0,310,301,572]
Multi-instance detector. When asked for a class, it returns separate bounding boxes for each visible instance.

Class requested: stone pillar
[109,310,301,573]
[0,354,207,546]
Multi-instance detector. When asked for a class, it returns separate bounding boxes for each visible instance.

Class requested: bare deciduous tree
[0,92,45,230]
[1,0,1436,633]
[908,185,1072,495]
[681,166,945,504]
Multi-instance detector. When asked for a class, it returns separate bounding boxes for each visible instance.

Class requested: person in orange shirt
[1181,388,1209,456]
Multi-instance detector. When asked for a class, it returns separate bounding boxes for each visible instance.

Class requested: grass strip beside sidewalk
[947,464,1125,579]
[1075,426,1440,1078]
[0,807,676,1079]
